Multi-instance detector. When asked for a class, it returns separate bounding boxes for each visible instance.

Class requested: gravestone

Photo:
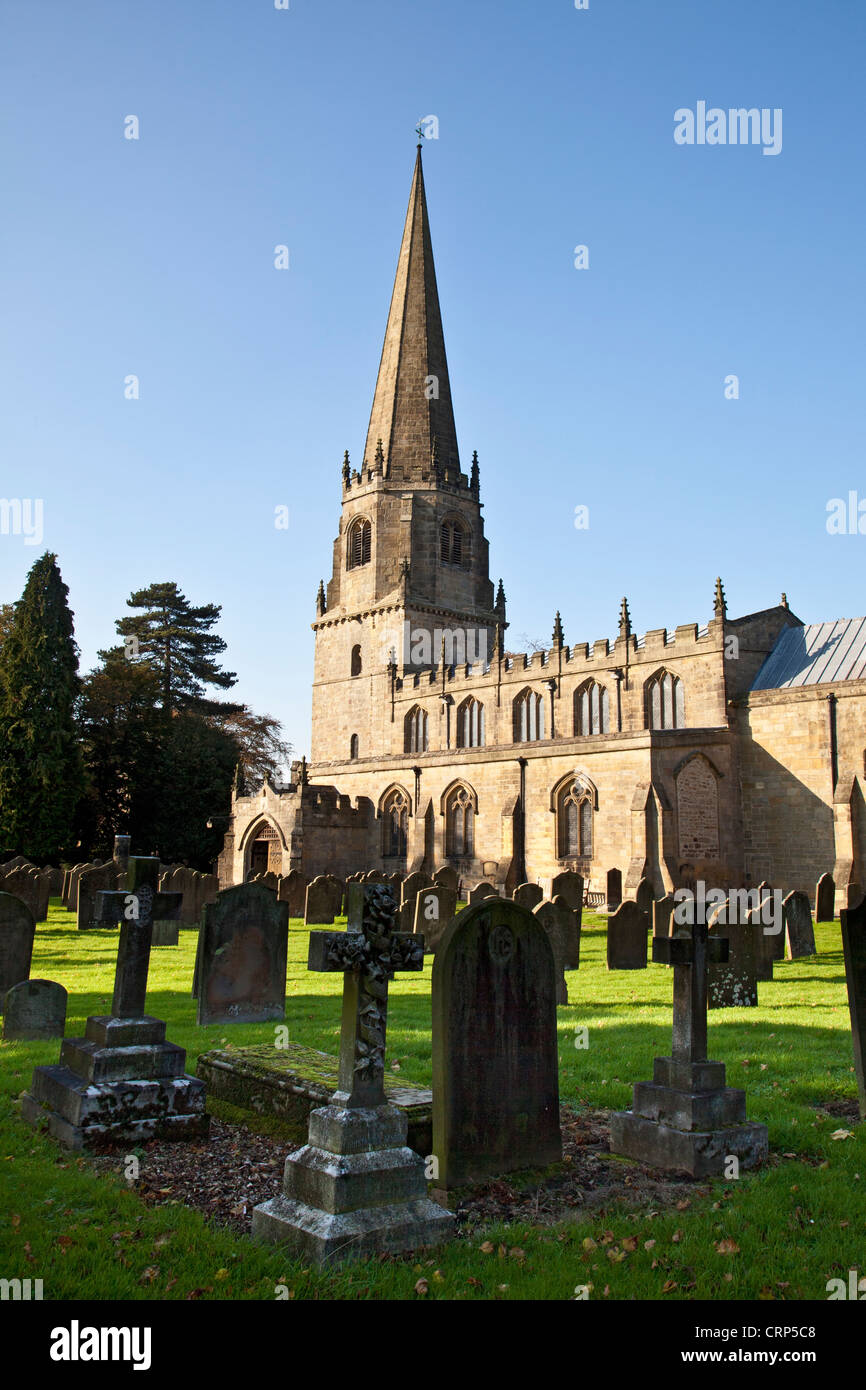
[280,869,308,919]
[708,906,758,1009]
[252,884,453,1263]
[432,898,561,1187]
[399,871,433,931]
[749,904,775,982]
[512,882,543,912]
[22,856,207,1148]
[77,863,118,931]
[323,875,344,916]
[533,900,570,1005]
[196,883,289,1026]
[362,870,386,884]
[607,901,648,970]
[0,893,36,1010]
[609,918,768,1175]
[606,867,623,912]
[412,885,458,954]
[635,877,653,929]
[44,867,64,898]
[3,979,67,1041]
[551,871,584,913]
[653,894,676,937]
[783,890,816,959]
[305,876,337,926]
[113,835,131,875]
[2,866,47,923]
[815,872,835,923]
[840,897,866,1120]
[552,894,582,969]
[468,882,495,905]
[433,866,458,892]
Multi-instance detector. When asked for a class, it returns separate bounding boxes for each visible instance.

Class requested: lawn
[0,901,862,1302]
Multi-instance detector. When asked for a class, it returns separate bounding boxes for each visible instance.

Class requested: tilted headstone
[815,872,835,923]
[0,893,36,1010]
[512,882,543,912]
[433,865,458,892]
[783,890,816,959]
[610,917,768,1176]
[196,883,289,1026]
[22,855,207,1148]
[653,894,676,937]
[468,881,495,905]
[432,897,561,1187]
[707,903,758,1009]
[607,901,648,969]
[606,867,623,912]
[3,979,67,1041]
[533,900,570,1005]
[279,869,308,919]
[841,896,866,1120]
[412,885,458,954]
[252,884,453,1263]
[551,871,584,913]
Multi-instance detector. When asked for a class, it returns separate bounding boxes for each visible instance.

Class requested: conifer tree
[0,553,84,859]
[111,581,238,715]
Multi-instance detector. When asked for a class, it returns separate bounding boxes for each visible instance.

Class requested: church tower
[310,145,500,767]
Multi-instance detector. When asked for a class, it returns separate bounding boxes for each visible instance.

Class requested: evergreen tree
[0,553,84,859]
[111,581,238,715]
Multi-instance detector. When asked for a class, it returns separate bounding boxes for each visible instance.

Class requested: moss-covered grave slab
[196,1043,433,1156]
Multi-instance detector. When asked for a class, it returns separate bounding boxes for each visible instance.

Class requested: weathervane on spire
[415,122,425,146]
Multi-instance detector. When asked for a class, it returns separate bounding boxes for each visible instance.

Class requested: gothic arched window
[557,780,594,860]
[381,787,410,859]
[404,706,429,754]
[457,696,485,748]
[350,644,362,677]
[347,517,371,569]
[575,680,610,736]
[445,784,476,858]
[440,519,469,568]
[513,688,545,742]
[646,670,685,730]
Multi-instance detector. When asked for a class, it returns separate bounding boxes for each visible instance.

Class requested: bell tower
[310,146,502,768]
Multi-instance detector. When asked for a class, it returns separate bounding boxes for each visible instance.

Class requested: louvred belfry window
[440,520,468,568]
[348,518,371,569]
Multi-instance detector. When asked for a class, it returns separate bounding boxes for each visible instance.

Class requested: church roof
[363,145,460,480]
[751,617,866,690]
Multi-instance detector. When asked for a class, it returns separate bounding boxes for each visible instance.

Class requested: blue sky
[2,0,864,755]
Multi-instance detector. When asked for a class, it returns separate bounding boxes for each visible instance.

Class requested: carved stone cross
[307,884,424,1108]
[652,918,729,1063]
[95,856,183,1018]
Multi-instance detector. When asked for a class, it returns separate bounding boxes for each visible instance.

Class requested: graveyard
[1,882,863,1303]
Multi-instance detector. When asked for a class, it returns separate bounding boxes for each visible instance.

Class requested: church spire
[363,145,459,481]
[713,576,727,619]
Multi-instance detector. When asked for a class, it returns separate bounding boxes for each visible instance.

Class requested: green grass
[0,901,863,1301]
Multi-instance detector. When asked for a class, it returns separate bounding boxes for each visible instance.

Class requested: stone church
[220,147,866,910]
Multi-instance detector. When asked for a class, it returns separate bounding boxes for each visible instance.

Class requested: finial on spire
[470,449,480,494]
[713,576,727,619]
[342,450,350,487]
[552,611,564,647]
[315,579,326,617]
[495,578,506,618]
[780,591,789,609]
[619,597,632,639]
[374,438,385,475]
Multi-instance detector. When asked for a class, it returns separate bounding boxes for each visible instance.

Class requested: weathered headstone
[707,905,758,1009]
[551,871,584,913]
[653,894,676,937]
[783,890,816,959]
[196,883,289,1026]
[44,866,63,898]
[0,893,36,1010]
[412,885,458,954]
[2,866,47,923]
[468,881,495,905]
[609,918,768,1175]
[3,979,67,1041]
[636,877,653,929]
[279,869,308,919]
[606,901,648,969]
[815,872,835,923]
[432,897,562,1187]
[841,896,866,1120]
[512,882,543,912]
[433,865,458,892]
[749,904,775,982]
[113,835,131,875]
[22,856,207,1148]
[606,867,623,912]
[305,875,337,926]
[552,893,582,969]
[77,863,117,931]
[252,884,453,1263]
[533,900,570,1005]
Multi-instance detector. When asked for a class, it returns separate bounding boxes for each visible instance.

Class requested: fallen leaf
[480,1241,494,1254]
[662,1279,678,1293]
[715,1239,740,1256]
[644,1239,656,1251]
[414,1278,429,1296]
[831,1129,854,1141]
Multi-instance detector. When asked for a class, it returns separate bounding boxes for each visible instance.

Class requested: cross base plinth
[251,1102,455,1266]
[610,1052,768,1177]
[22,1013,208,1151]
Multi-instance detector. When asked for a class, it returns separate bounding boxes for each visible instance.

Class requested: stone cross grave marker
[252,884,454,1263]
[841,896,866,1120]
[21,856,207,1148]
[609,918,768,1176]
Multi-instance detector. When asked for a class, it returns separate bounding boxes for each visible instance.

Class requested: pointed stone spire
[713,576,727,619]
[470,449,480,494]
[363,145,459,481]
[315,580,326,617]
[552,611,564,647]
[495,578,506,620]
[619,597,631,639]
